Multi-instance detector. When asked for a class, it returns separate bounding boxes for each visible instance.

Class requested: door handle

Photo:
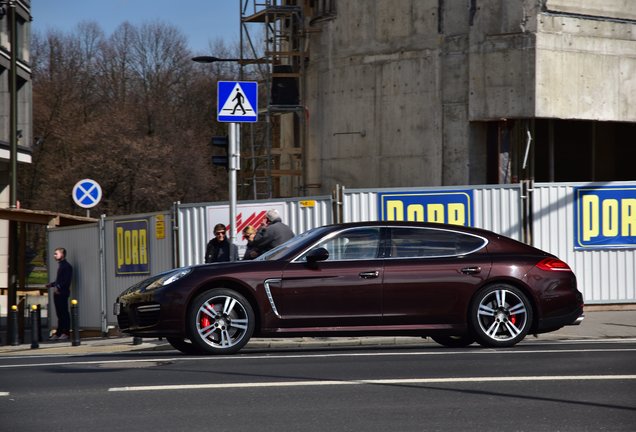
[461,266,481,275]
[359,271,380,279]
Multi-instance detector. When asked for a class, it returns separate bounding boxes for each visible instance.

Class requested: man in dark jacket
[46,247,73,341]
[205,223,239,263]
[252,209,295,253]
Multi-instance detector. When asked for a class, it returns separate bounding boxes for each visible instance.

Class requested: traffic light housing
[210,136,229,168]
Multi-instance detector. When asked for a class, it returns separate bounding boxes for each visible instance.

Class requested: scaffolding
[240,0,306,199]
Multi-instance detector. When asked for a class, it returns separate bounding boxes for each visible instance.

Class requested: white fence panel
[48,223,101,329]
[343,183,635,304]
[342,189,377,222]
[177,197,333,267]
[103,212,174,327]
[473,185,522,240]
[177,203,208,267]
[533,182,636,304]
[343,185,522,239]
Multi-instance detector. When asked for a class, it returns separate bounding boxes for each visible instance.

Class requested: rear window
[389,227,486,258]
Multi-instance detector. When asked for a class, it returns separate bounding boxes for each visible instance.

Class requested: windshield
[256,227,325,261]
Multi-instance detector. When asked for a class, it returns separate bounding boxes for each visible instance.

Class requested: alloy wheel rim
[196,295,249,348]
[476,289,528,341]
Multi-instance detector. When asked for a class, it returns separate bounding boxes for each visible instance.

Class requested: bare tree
[23,20,234,217]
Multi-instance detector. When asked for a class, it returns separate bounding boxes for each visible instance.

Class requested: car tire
[431,334,475,348]
[469,284,533,348]
[166,337,207,355]
[188,288,255,355]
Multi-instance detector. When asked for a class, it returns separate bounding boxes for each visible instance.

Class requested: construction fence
[47,181,636,333]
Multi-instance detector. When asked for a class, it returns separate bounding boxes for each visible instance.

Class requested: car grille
[117,303,161,330]
[135,304,161,327]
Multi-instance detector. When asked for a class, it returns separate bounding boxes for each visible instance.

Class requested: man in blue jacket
[46,247,73,341]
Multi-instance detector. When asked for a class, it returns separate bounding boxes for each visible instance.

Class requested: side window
[297,228,381,261]
[390,228,486,258]
[341,228,381,260]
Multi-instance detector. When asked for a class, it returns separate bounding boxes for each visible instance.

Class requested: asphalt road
[1,340,635,431]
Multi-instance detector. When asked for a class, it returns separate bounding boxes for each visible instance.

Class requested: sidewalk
[0,309,634,357]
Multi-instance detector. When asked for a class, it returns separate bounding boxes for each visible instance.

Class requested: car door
[269,227,384,329]
[382,226,491,326]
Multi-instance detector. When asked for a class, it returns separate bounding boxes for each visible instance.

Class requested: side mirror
[306,247,329,264]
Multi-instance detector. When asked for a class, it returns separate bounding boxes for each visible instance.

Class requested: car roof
[319,221,497,237]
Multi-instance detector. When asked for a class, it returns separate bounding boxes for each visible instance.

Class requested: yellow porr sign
[115,219,150,275]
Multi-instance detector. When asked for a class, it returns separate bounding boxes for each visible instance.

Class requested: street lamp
[192,56,267,67]
[192,56,241,63]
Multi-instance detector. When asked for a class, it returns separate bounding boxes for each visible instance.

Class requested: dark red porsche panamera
[114,222,584,355]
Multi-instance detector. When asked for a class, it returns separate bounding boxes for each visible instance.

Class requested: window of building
[486,119,636,184]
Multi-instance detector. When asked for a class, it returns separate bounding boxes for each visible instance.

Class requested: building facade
[285,0,635,195]
[0,0,32,289]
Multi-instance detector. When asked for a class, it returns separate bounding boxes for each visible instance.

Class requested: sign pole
[215,80,255,258]
[228,122,240,256]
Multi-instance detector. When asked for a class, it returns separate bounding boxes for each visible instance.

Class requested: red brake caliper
[510,315,517,325]
[201,304,213,328]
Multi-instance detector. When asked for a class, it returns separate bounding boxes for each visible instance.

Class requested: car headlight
[144,268,192,291]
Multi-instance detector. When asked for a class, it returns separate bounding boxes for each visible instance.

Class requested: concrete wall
[545,0,636,21]
[302,0,636,194]
[467,0,539,120]
[456,0,636,121]
[535,15,636,121]
[306,0,447,193]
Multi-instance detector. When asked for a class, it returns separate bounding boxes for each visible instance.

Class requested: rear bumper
[571,313,585,325]
[535,306,584,333]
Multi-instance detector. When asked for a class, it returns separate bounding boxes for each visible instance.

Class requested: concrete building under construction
[241,0,636,197]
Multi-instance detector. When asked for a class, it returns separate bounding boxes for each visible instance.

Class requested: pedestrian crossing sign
[217,81,258,122]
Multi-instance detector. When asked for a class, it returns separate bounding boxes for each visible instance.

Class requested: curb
[1,309,634,356]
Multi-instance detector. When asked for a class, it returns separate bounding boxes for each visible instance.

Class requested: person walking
[252,209,295,253]
[46,247,73,341]
[205,223,239,263]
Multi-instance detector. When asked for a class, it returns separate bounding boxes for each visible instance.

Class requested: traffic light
[210,136,229,168]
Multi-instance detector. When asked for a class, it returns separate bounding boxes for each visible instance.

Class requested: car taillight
[536,257,571,271]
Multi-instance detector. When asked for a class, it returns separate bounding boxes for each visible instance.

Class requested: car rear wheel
[188,289,255,355]
[431,334,475,348]
[166,337,207,355]
[469,284,533,348]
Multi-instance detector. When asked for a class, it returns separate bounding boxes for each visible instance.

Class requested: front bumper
[114,288,186,338]
[115,301,162,333]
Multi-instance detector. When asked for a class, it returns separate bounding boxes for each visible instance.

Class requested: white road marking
[109,375,636,392]
[1,347,636,369]
[0,392,9,397]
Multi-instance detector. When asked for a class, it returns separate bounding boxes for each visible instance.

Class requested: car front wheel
[469,284,533,348]
[188,289,255,355]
